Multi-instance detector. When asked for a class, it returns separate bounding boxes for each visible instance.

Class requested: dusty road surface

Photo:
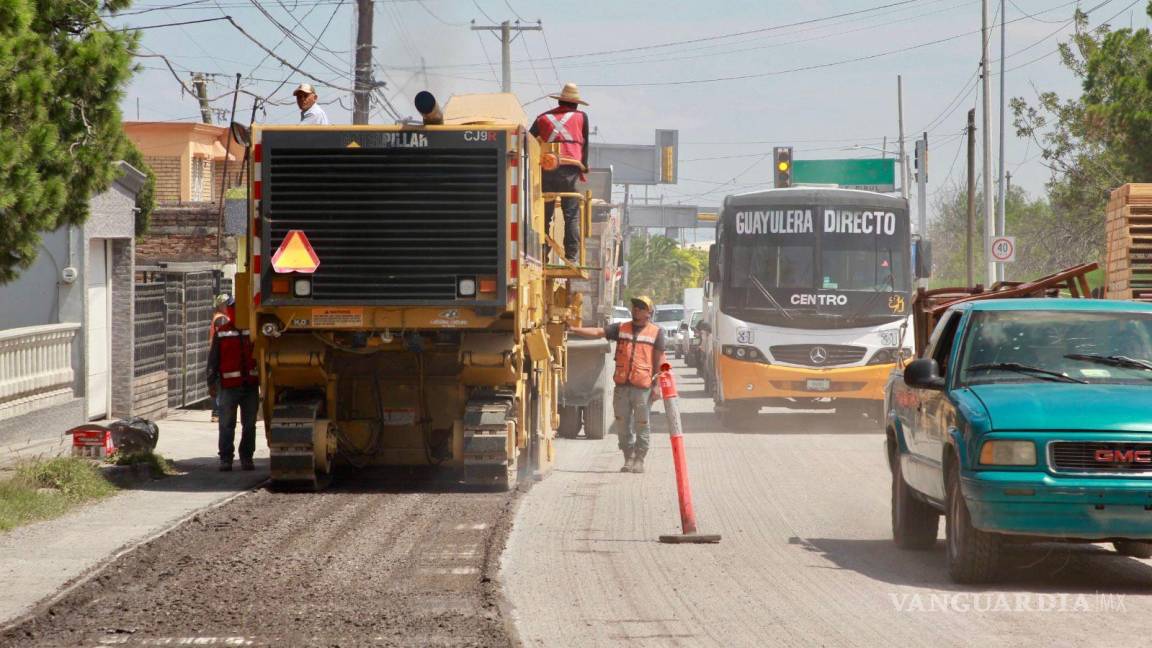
[4,472,517,647]
[502,361,1152,648]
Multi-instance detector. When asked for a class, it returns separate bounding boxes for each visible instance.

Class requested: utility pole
[915,133,927,242]
[897,75,909,200]
[981,0,995,285]
[353,0,374,124]
[967,108,977,288]
[472,20,542,93]
[996,0,1007,282]
[192,73,212,124]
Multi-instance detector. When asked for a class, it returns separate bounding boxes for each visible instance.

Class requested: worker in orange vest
[570,295,666,473]
[530,82,589,263]
[207,301,259,472]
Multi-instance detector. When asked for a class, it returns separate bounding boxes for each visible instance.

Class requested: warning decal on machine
[311,308,364,327]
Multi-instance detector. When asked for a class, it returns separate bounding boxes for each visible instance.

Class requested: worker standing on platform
[293,83,330,125]
[569,296,666,473]
[530,82,589,263]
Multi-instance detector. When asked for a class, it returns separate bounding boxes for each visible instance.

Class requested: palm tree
[626,235,700,303]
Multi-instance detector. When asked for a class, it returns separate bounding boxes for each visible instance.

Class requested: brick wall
[109,239,135,418]
[145,155,181,203]
[213,159,244,201]
[135,204,237,264]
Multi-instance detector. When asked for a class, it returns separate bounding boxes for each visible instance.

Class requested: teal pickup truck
[886,298,1152,583]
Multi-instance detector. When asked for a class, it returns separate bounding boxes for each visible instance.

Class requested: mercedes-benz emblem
[809,346,829,365]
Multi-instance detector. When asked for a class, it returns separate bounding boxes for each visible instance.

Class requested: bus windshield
[820,237,910,292]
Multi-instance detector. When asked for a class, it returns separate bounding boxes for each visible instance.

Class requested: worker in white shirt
[293,83,330,125]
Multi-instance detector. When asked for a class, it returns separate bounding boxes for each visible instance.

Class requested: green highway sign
[792,158,896,192]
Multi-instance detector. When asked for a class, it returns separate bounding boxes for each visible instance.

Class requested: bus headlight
[722,345,768,363]
[868,347,913,365]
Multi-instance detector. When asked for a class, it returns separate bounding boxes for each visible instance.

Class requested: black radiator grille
[266,147,501,301]
[769,344,867,367]
[1050,442,1152,474]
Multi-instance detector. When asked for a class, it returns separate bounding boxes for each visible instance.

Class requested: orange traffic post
[656,363,721,544]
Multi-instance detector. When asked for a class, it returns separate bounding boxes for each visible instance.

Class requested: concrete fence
[0,323,81,422]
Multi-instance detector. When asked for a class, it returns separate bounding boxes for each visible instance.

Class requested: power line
[578,0,1086,88]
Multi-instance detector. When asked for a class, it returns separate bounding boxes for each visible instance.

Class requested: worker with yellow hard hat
[569,295,666,473]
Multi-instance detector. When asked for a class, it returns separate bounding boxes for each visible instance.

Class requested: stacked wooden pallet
[1105,183,1152,301]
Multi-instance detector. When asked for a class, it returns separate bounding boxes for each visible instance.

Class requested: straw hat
[550,82,588,106]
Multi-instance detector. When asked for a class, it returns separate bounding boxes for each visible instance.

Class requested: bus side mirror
[914,239,932,279]
[708,244,719,283]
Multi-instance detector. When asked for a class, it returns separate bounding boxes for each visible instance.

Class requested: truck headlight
[979,440,1036,466]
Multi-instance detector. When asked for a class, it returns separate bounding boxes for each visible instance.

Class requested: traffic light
[774,146,793,188]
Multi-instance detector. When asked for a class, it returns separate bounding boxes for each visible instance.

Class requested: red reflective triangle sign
[270,230,320,274]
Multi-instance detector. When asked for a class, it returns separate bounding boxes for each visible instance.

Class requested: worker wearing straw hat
[530,82,590,262]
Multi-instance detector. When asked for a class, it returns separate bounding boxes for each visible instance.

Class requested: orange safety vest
[612,321,660,389]
[216,319,259,389]
[533,106,586,168]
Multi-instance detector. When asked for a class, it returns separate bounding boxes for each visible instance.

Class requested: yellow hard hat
[630,295,654,311]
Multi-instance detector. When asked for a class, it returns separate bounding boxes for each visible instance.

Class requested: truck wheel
[557,406,582,439]
[945,461,1001,583]
[891,453,939,550]
[1113,540,1152,559]
[584,399,608,440]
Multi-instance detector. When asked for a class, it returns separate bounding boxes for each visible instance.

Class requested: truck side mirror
[913,239,933,279]
[708,244,719,283]
[904,358,945,391]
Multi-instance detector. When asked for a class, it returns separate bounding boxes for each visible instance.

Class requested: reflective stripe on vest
[216,323,258,389]
[535,108,585,169]
[612,321,660,389]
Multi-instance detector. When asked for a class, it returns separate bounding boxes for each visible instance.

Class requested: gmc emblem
[1095,449,1152,463]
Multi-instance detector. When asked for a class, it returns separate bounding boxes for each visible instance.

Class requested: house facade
[0,163,146,450]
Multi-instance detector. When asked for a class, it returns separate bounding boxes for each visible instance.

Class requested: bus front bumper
[718,355,893,402]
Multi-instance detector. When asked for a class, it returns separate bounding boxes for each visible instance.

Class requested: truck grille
[769,344,866,367]
[266,147,501,302]
[1050,441,1152,474]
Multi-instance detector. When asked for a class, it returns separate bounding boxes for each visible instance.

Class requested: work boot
[240,458,255,471]
[631,449,647,474]
[620,448,634,473]
[219,459,233,472]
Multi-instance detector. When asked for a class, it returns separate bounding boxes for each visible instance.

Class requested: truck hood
[967,384,1152,432]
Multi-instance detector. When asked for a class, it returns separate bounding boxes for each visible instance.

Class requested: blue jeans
[611,384,652,453]
[218,385,259,462]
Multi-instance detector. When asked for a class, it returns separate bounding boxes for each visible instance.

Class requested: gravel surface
[4,471,519,647]
[503,361,1152,648]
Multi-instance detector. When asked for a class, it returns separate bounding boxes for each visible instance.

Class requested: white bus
[702,187,926,427]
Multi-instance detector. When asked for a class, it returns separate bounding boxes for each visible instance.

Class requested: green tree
[0,0,141,283]
[624,235,705,304]
[1009,6,1152,278]
[929,184,1059,287]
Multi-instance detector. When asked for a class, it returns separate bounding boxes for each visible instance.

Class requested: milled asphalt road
[501,361,1152,648]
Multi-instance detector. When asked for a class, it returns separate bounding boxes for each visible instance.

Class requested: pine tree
[0,0,142,283]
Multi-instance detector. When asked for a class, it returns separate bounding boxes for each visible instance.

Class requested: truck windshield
[959,310,1152,386]
[654,308,684,322]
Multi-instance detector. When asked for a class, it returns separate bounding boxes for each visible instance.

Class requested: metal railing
[0,323,80,421]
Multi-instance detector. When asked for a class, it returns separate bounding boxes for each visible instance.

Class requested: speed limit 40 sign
[991,236,1016,263]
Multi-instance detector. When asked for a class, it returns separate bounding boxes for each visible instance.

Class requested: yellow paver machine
[232,92,592,490]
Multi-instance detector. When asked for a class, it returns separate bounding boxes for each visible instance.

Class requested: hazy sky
[107,0,1152,223]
